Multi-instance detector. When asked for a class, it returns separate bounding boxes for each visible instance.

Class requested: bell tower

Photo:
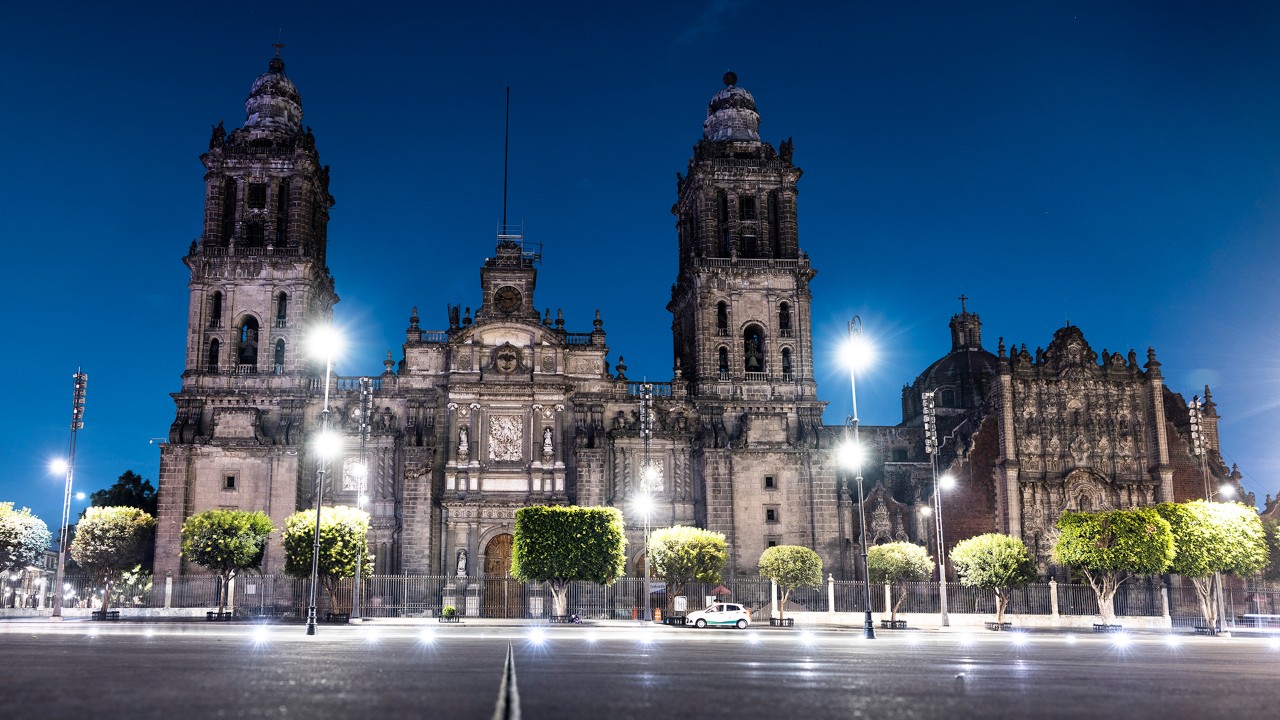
[668,72,818,402]
[155,52,338,576]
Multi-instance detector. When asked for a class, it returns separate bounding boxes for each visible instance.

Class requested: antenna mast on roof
[493,87,541,266]
[503,86,510,229]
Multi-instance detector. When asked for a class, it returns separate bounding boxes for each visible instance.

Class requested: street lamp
[638,382,656,622]
[51,370,87,620]
[842,316,876,639]
[306,327,343,636]
[351,376,373,623]
[921,390,951,627]
[634,490,654,622]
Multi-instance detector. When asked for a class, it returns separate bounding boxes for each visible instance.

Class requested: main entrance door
[483,534,524,618]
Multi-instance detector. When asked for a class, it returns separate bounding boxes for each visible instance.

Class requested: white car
[685,602,751,629]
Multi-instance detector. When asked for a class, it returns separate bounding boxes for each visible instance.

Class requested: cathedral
[153,55,1247,583]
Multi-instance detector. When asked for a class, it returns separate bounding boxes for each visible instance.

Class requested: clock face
[494,286,522,314]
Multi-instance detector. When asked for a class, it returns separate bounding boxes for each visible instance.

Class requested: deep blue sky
[4,1,1279,529]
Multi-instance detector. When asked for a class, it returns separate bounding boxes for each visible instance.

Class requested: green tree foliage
[89,470,158,517]
[70,506,155,614]
[510,506,627,616]
[1053,508,1174,623]
[648,526,727,610]
[180,509,275,615]
[282,506,372,612]
[757,545,822,621]
[1263,519,1280,583]
[867,541,933,622]
[950,533,1036,624]
[0,503,52,576]
[1156,501,1269,630]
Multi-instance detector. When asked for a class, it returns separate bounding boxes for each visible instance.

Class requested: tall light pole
[51,371,87,620]
[351,377,372,622]
[1188,395,1228,634]
[639,382,655,622]
[921,390,951,627]
[843,316,875,639]
[306,327,342,636]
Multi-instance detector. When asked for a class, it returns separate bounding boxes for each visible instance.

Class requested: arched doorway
[483,534,524,618]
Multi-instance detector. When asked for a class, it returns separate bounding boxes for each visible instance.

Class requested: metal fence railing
[12,572,1280,625]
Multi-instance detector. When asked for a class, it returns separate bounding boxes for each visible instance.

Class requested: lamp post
[921,390,951,627]
[639,382,655,622]
[351,377,372,623]
[843,316,876,639]
[1188,395,1228,634]
[51,371,87,620]
[306,327,342,636]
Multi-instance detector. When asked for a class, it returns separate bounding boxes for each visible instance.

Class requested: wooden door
[483,534,524,618]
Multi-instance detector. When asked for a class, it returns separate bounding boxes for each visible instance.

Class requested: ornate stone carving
[489,416,523,462]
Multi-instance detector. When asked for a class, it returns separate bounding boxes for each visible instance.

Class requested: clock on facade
[494,286,522,313]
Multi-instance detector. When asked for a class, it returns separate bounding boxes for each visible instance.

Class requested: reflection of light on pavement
[1163,634,1182,649]
[798,630,816,647]
[746,631,760,645]
[527,627,547,646]
[1008,632,1029,647]
[955,632,974,648]
[252,625,271,645]
[1063,634,1077,645]
[1111,633,1131,649]
[1269,637,1280,651]
[418,628,436,644]
[583,631,598,644]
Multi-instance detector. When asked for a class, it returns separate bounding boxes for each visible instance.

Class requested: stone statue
[456,549,468,577]
[458,426,470,462]
[209,120,225,149]
[542,426,554,459]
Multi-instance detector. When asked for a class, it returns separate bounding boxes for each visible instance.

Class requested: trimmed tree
[0,503,52,577]
[867,541,934,622]
[510,506,627,617]
[180,509,275,616]
[950,533,1036,624]
[70,506,155,615]
[283,505,372,612]
[1156,500,1269,630]
[1263,519,1280,584]
[1053,508,1174,623]
[757,545,822,621]
[648,526,727,610]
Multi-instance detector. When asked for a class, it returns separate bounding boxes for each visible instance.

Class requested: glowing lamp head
[633,493,654,518]
[308,325,344,362]
[50,459,69,475]
[1217,484,1236,499]
[844,333,874,372]
[74,492,86,501]
[939,474,956,490]
[313,429,344,460]
[837,441,863,470]
[919,505,933,517]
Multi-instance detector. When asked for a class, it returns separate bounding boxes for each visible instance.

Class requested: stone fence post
[164,575,173,609]
[1049,579,1059,619]
[827,574,835,615]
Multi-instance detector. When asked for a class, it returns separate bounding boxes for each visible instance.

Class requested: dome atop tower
[703,71,761,143]
[244,56,303,134]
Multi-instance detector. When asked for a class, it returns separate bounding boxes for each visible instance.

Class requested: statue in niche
[456,549,468,577]
[457,426,470,462]
[542,426,554,460]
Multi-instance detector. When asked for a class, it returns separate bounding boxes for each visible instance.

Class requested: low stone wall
[786,611,1172,630]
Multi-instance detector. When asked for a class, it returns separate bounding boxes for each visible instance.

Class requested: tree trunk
[779,588,791,621]
[995,589,1008,624]
[102,580,113,615]
[549,580,569,616]
[1087,572,1119,623]
[1190,576,1216,630]
[891,584,906,622]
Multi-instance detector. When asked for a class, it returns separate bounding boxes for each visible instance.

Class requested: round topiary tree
[757,545,822,621]
[950,533,1036,625]
[867,541,934,623]
[283,505,372,613]
[1156,500,1268,631]
[1053,508,1174,624]
[510,506,628,617]
[180,509,275,616]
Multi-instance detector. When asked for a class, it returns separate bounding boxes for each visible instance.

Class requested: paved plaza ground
[1,619,1277,719]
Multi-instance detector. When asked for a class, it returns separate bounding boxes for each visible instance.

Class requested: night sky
[4,1,1279,530]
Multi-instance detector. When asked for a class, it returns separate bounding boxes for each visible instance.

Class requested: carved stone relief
[489,415,523,462]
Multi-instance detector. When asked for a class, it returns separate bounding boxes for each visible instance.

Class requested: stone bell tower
[155,50,338,576]
[668,72,818,403]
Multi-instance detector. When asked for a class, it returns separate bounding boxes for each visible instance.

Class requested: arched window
[941,388,956,407]
[237,317,259,367]
[206,339,220,373]
[210,292,223,328]
[716,301,728,336]
[781,347,793,377]
[743,325,765,373]
[778,302,791,336]
[274,339,286,374]
[275,292,288,327]
[718,347,729,379]
[243,221,264,248]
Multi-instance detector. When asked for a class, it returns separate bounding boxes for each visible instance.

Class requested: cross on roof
[958,294,968,314]
[273,41,285,58]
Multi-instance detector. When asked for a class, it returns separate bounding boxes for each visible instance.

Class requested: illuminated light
[418,628,437,644]
[906,632,922,646]
[144,628,155,639]
[954,632,975,647]
[1064,634,1077,644]
[837,441,863,470]
[1163,634,1182,649]
[1111,633,1132,650]
[843,333,875,372]
[746,632,761,644]
[799,630,816,646]
[918,505,933,517]
[252,625,272,645]
[313,429,344,460]
[643,465,659,483]
[1009,632,1029,647]
[583,631,599,644]
[1268,637,1279,651]
[527,627,547,646]
[308,325,345,361]
[75,492,86,501]
[50,459,69,474]
[1217,484,1236,499]
[632,494,654,518]
[939,474,956,490]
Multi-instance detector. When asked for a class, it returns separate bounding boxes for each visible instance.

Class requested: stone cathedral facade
[153,57,1248,583]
